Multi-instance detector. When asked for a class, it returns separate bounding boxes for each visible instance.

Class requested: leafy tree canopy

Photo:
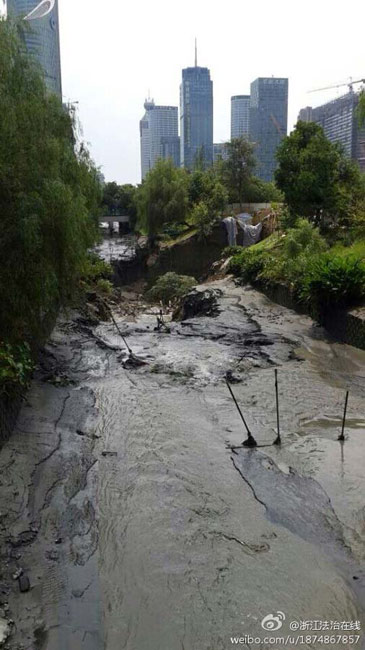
[218,137,256,208]
[0,19,101,343]
[136,159,188,241]
[275,121,364,224]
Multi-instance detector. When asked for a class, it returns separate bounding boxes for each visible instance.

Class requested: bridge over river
[99,214,130,234]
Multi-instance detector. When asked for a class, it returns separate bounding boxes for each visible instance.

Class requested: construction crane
[308,78,365,94]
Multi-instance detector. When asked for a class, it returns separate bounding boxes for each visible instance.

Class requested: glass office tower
[231,95,250,140]
[7,0,62,98]
[180,66,213,169]
[298,92,365,172]
[140,99,180,181]
[249,77,288,181]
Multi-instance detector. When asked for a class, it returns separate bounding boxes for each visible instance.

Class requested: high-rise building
[180,48,213,170]
[298,92,365,171]
[213,142,228,163]
[139,99,180,181]
[249,77,288,182]
[298,106,313,123]
[7,0,62,98]
[231,95,250,139]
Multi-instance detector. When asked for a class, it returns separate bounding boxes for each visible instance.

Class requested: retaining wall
[0,389,23,446]
[259,281,365,351]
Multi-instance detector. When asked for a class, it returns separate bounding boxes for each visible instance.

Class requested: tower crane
[308,78,365,94]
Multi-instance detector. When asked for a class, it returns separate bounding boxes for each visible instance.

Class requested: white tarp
[237,220,263,247]
[24,0,55,21]
[223,217,238,247]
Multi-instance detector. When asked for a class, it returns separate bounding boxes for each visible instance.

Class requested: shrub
[81,253,113,284]
[300,254,365,310]
[95,279,113,295]
[222,245,245,258]
[284,219,327,258]
[146,272,196,305]
[229,248,266,282]
[0,343,34,395]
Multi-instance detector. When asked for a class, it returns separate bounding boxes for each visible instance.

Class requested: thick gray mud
[1,279,365,650]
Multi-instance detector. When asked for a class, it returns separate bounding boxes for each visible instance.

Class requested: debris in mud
[45,373,76,387]
[9,530,37,548]
[174,288,222,321]
[18,575,30,593]
[225,370,242,384]
[120,352,148,368]
[85,291,112,322]
[45,549,59,562]
[12,569,23,581]
[0,616,11,646]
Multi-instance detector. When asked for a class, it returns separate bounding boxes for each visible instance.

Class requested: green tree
[275,121,363,227]
[243,177,283,203]
[220,137,256,209]
[102,182,138,228]
[188,168,227,238]
[136,159,188,243]
[0,19,101,343]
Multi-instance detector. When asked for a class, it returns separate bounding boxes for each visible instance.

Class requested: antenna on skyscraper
[195,38,198,67]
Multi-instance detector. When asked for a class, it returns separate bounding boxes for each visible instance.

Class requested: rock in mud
[174,288,222,321]
[18,575,30,593]
[0,617,11,646]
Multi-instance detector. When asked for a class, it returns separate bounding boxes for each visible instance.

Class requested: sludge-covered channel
[1,274,365,649]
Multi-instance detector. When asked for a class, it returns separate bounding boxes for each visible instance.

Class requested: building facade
[7,0,62,98]
[298,92,365,171]
[180,66,213,169]
[213,142,228,163]
[249,77,288,182]
[139,99,180,181]
[231,95,250,139]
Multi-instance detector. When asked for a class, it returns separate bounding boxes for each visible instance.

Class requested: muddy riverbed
[0,278,365,650]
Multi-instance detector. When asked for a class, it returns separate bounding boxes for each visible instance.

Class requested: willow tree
[0,19,102,343]
[136,159,188,243]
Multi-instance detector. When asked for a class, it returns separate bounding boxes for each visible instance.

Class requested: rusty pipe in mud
[338,391,349,442]
[225,379,257,447]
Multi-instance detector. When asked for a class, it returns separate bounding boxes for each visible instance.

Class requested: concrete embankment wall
[0,310,58,445]
[0,390,23,445]
[113,224,229,286]
[260,282,365,351]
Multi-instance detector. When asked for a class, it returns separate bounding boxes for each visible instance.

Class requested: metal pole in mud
[225,379,257,447]
[273,369,281,445]
[338,391,349,442]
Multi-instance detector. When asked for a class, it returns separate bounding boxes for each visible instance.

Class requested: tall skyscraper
[139,99,180,181]
[180,45,213,170]
[298,92,365,171]
[213,142,228,163]
[249,77,288,182]
[231,95,250,140]
[7,0,62,98]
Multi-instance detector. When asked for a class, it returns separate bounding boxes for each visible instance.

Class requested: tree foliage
[136,159,188,241]
[0,20,102,344]
[218,137,256,208]
[275,121,363,225]
[102,182,138,228]
[188,168,228,239]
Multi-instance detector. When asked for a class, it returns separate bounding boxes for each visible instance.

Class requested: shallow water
[91,281,365,649]
[2,278,365,650]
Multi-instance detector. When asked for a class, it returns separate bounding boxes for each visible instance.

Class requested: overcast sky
[57,0,364,184]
